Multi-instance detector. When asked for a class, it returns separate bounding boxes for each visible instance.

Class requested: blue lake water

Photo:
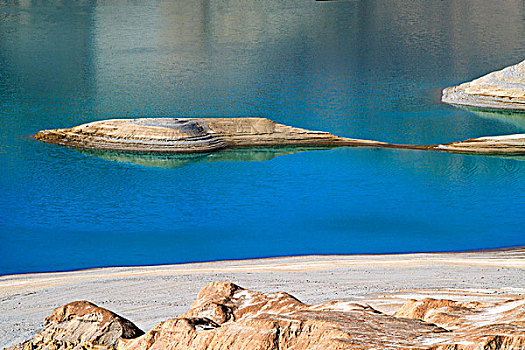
[0,0,524,275]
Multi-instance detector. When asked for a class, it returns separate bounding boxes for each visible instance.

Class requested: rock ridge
[7,282,524,350]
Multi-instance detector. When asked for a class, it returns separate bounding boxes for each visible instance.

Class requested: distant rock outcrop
[7,282,525,350]
[442,60,525,111]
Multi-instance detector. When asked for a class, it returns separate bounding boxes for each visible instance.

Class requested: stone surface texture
[442,60,525,111]
[7,282,524,350]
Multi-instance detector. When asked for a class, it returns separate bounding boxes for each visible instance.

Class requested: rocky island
[35,117,525,155]
[34,117,395,153]
[7,281,524,350]
[442,60,525,111]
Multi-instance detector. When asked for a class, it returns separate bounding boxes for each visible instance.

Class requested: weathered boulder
[6,283,525,350]
[442,60,525,111]
[8,301,143,350]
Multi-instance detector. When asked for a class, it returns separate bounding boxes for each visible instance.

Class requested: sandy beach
[1,248,524,348]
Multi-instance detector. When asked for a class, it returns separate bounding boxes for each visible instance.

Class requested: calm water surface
[1,0,524,274]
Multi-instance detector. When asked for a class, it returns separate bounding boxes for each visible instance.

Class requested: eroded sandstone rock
[118,281,446,350]
[8,301,144,350]
[7,282,525,350]
[442,60,525,111]
[395,297,525,349]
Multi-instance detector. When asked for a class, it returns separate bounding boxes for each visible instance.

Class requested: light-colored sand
[1,249,524,348]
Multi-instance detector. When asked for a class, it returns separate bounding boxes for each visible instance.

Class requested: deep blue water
[1,0,524,275]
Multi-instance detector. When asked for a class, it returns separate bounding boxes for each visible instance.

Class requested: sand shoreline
[4,245,524,278]
[1,248,524,348]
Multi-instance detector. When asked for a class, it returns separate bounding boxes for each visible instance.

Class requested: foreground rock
[8,282,525,350]
[8,301,144,350]
[442,60,525,111]
[35,117,525,155]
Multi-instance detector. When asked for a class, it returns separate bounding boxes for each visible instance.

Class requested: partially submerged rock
[437,133,525,154]
[8,282,525,350]
[8,301,143,350]
[34,117,387,154]
[35,117,525,156]
[442,60,525,111]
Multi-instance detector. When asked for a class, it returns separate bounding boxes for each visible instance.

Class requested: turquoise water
[1,0,524,275]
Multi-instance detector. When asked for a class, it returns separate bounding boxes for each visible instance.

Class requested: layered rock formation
[437,133,525,154]
[7,282,524,350]
[34,117,388,154]
[442,60,525,111]
[35,117,525,155]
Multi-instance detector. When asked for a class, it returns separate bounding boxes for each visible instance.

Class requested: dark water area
[0,0,524,275]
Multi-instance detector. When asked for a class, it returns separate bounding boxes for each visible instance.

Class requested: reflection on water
[490,155,525,162]
[465,108,525,130]
[1,0,525,274]
[82,146,334,168]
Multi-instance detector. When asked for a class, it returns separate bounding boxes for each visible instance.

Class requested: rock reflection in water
[466,107,525,129]
[81,146,333,169]
[492,155,525,162]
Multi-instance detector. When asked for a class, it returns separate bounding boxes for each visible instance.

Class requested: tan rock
[6,283,525,350]
[435,133,525,154]
[442,60,525,111]
[118,281,446,350]
[7,301,144,350]
[395,297,525,349]
[34,117,387,154]
[35,116,525,155]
